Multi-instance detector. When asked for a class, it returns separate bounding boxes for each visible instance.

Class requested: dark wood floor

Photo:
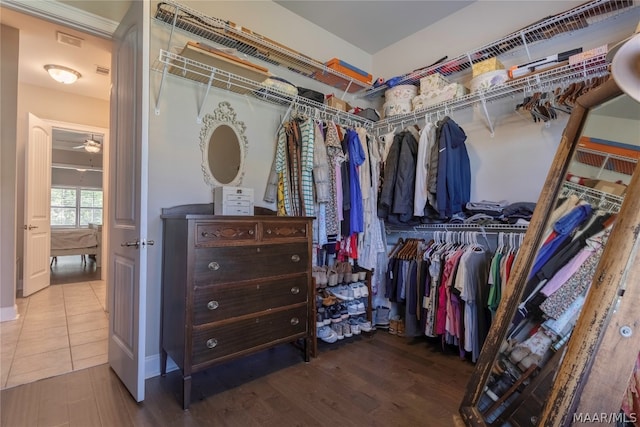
[50,255,101,285]
[0,332,475,426]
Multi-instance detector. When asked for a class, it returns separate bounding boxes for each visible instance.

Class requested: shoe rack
[311,266,375,358]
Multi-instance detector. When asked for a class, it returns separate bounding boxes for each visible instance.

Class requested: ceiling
[273,1,475,54]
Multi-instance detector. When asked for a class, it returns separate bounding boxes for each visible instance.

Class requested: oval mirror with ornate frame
[459,78,640,426]
[200,101,248,188]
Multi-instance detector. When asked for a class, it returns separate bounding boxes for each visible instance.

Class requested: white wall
[1,24,19,320]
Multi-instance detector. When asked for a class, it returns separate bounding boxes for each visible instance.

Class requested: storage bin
[470,70,509,93]
[385,85,418,103]
[324,58,373,85]
[419,73,450,94]
[472,57,505,78]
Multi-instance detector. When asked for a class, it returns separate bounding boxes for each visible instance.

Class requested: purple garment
[540,248,592,297]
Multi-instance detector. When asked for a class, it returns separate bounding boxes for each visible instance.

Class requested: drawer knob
[248,229,254,235]
[208,262,220,271]
[290,317,299,326]
[291,254,300,263]
[206,338,218,349]
[266,228,272,234]
[290,286,300,295]
[207,300,219,310]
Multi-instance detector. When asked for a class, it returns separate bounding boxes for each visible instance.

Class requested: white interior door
[108,0,149,402]
[23,113,52,297]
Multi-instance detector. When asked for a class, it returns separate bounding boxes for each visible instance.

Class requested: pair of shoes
[355,317,372,332]
[317,326,338,343]
[313,266,328,288]
[348,318,361,335]
[331,323,344,340]
[330,285,354,301]
[347,301,365,316]
[327,267,338,286]
[348,282,368,298]
[320,290,337,306]
[396,318,405,337]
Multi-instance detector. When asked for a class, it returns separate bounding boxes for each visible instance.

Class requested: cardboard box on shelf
[594,180,627,196]
[472,58,505,78]
[325,94,347,111]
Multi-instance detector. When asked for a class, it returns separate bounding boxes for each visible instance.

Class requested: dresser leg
[160,349,167,376]
[304,337,310,362]
[182,375,192,410]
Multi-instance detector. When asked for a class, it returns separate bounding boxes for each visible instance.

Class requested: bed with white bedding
[51,227,102,267]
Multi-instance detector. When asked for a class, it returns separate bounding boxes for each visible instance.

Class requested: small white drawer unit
[214,186,254,216]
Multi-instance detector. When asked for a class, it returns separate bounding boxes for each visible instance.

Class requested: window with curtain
[51,186,103,227]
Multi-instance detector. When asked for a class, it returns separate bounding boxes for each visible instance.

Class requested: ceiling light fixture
[44,64,81,84]
[84,143,101,154]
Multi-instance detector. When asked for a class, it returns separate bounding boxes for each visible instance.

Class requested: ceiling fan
[73,134,102,153]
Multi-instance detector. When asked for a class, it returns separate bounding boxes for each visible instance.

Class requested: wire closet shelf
[375,53,611,130]
[361,0,638,99]
[561,181,625,213]
[154,0,369,94]
[153,50,375,128]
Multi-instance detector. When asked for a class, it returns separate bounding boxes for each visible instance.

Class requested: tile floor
[0,279,108,390]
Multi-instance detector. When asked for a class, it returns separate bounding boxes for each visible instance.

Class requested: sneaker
[389,315,401,335]
[358,282,369,298]
[339,303,349,320]
[355,301,366,315]
[330,285,354,301]
[347,302,359,317]
[322,308,331,325]
[329,305,342,323]
[348,318,361,335]
[356,317,372,332]
[349,283,362,299]
[316,309,325,327]
[342,321,352,338]
[332,322,344,340]
[317,326,338,344]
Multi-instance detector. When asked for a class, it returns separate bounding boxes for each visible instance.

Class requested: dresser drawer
[193,274,308,325]
[191,305,308,367]
[262,221,309,241]
[195,221,259,246]
[193,242,308,284]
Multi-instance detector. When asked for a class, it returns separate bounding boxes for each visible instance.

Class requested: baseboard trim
[145,353,178,379]
[0,304,19,322]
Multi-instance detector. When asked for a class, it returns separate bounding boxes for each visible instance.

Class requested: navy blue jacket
[436,117,471,217]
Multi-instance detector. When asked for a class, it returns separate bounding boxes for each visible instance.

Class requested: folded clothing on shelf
[254,76,298,103]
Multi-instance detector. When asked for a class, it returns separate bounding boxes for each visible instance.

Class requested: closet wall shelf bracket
[152,50,376,129]
[154,59,170,116]
[479,95,495,137]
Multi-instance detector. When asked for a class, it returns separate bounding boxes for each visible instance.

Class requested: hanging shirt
[346,129,366,233]
[414,122,434,216]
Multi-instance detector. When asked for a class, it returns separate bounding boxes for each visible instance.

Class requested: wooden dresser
[160,204,313,409]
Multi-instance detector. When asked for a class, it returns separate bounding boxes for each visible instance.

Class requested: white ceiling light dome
[44,64,81,84]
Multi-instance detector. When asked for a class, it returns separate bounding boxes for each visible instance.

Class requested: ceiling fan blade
[73,145,85,149]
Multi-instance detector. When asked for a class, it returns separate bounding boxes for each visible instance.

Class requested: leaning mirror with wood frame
[459,78,640,426]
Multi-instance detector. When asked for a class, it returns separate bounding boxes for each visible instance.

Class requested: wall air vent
[56,31,83,48]
[95,66,110,76]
